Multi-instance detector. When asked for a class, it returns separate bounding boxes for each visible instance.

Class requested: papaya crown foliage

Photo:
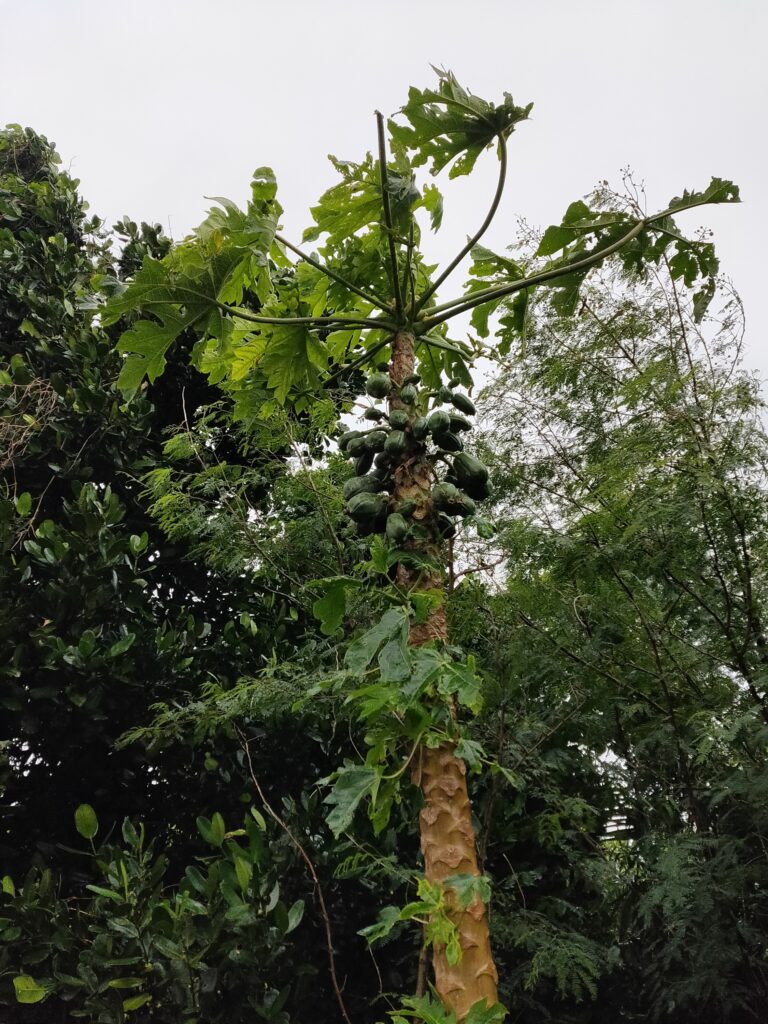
[102,67,738,420]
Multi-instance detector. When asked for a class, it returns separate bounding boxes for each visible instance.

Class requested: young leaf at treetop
[390,67,532,179]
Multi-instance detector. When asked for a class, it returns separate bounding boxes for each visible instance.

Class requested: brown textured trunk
[389,331,499,1020]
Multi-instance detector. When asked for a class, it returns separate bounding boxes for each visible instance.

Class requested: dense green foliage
[1,71,758,1024]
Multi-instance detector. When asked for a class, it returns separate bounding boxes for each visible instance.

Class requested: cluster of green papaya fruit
[337,365,489,542]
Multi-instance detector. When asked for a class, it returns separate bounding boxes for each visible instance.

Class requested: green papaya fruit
[384,430,409,456]
[365,430,388,452]
[428,410,451,435]
[385,513,409,544]
[347,491,388,523]
[455,494,477,517]
[432,481,462,511]
[452,452,489,499]
[355,451,375,475]
[364,407,385,422]
[399,384,418,405]
[438,385,453,403]
[366,372,392,399]
[412,417,430,441]
[403,373,421,386]
[388,410,410,430]
[347,435,368,457]
[343,474,385,500]
[338,429,362,451]
[434,430,463,453]
[450,392,476,415]
[396,499,418,517]
[449,413,472,433]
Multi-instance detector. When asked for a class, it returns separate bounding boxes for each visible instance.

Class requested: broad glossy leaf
[13,975,47,1004]
[74,803,98,840]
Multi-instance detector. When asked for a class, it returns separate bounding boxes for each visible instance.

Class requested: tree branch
[238,730,353,1024]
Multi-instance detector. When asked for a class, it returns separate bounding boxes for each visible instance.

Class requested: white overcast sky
[2,0,766,374]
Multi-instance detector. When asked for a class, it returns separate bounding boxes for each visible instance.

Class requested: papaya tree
[103,69,739,1021]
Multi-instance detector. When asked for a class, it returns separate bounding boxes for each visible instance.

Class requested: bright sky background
[2,0,765,373]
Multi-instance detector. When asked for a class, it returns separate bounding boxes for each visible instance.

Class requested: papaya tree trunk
[389,330,499,1020]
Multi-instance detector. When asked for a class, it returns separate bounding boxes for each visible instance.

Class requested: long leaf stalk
[376,110,404,320]
[415,133,508,314]
[274,232,393,312]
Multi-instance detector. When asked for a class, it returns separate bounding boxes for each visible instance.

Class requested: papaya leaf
[359,905,402,944]
[444,872,492,910]
[390,68,531,179]
[390,994,457,1024]
[465,1001,507,1024]
[312,578,349,635]
[345,607,410,675]
[304,154,383,244]
[324,764,381,837]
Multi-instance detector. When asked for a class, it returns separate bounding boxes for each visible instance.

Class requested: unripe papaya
[428,410,451,435]
[343,474,385,500]
[347,491,388,523]
[412,417,430,441]
[438,385,453,403]
[389,410,410,431]
[449,413,472,433]
[365,430,388,452]
[338,430,362,451]
[434,431,463,453]
[366,372,392,399]
[386,513,409,544]
[450,392,476,415]
[403,373,421,386]
[453,452,489,498]
[455,494,477,517]
[364,407,385,422]
[347,435,368,457]
[432,481,462,511]
[355,451,375,475]
[384,430,409,456]
[397,498,418,517]
[399,384,418,405]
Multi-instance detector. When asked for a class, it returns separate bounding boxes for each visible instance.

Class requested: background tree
[473,248,768,1020]
[0,121,349,876]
